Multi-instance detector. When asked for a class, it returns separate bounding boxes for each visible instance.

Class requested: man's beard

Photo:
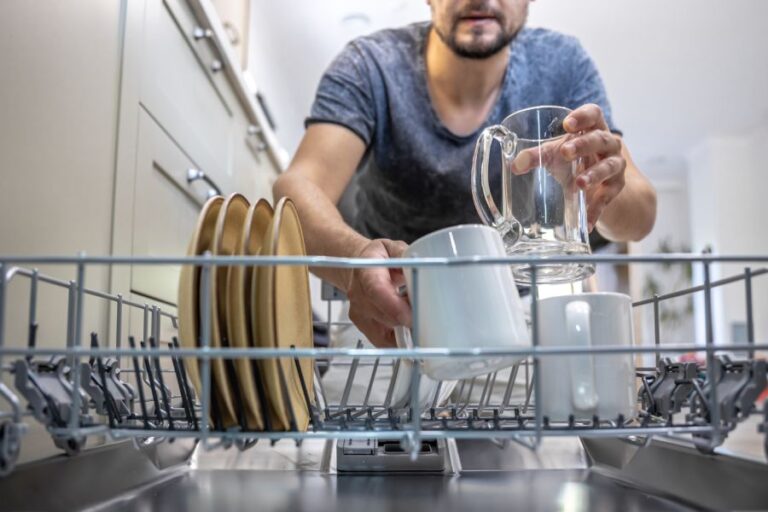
[434,4,524,59]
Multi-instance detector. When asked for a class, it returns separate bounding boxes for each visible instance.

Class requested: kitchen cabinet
[211,0,251,69]
[111,0,281,308]
[0,1,122,348]
[232,109,275,202]
[0,0,283,465]
[0,0,124,465]
[141,0,235,185]
[130,108,209,305]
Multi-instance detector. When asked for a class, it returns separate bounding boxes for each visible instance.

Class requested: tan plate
[225,198,273,430]
[253,197,315,431]
[178,196,224,411]
[210,193,250,428]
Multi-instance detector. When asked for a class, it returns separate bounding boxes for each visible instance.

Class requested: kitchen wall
[629,166,694,363]
[246,0,427,155]
[687,127,768,348]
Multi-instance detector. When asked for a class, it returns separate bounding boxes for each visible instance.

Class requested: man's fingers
[348,310,397,348]
[586,180,624,228]
[358,268,412,326]
[577,155,626,190]
[510,141,561,175]
[382,239,409,257]
[561,130,622,162]
[563,103,608,133]
[510,149,534,174]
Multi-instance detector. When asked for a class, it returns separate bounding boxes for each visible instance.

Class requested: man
[274,0,657,347]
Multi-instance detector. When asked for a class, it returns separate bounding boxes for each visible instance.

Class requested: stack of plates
[178,194,315,432]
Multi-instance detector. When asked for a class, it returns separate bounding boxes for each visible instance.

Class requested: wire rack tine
[383,358,401,409]
[703,261,721,449]
[362,357,380,408]
[199,259,212,442]
[499,362,520,413]
[339,339,363,410]
[312,365,328,416]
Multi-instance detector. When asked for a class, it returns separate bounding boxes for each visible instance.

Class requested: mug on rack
[537,292,637,422]
[396,224,530,381]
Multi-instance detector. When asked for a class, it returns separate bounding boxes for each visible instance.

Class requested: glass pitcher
[471,105,594,284]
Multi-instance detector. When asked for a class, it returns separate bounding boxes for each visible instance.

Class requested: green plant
[642,238,693,329]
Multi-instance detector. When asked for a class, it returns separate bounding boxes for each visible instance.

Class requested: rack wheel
[0,421,21,477]
[54,435,86,456]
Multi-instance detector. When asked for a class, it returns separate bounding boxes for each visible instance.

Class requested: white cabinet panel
[231,110,276,202]
[0,0,123,465]
[141,0,234,188]
[131,108,208,304]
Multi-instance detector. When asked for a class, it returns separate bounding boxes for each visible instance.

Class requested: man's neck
[425,28,510,135]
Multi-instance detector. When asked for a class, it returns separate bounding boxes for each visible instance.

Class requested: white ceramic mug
[399,224,530,381]
[537,292,636,421]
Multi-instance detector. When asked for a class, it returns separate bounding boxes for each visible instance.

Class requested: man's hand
[346,239,412,347]
[561,104,627,232]
[509,104,627,232]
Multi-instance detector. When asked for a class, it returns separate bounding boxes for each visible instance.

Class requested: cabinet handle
[192,26,224,74]
[186,168,222,198]
[192,26,213,40]
[247,124,267,153]
[222,21,240,46]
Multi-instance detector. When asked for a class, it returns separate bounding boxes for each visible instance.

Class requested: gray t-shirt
[307,22,618,244]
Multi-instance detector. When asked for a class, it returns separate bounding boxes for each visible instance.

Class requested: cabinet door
[0,0,123,465]
[141,0,235,189]
[231,110,279,203]
[131,108,212,305]
[210,0,251,69]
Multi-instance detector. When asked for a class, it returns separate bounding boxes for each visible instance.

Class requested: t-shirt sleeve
[563,38,621,135]
[305,42,376,146]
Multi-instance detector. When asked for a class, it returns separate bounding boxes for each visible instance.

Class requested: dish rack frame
[0,252,766,477]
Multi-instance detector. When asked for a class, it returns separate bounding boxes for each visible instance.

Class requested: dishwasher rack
[0,253,767,477]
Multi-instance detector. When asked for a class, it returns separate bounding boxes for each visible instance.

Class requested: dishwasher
[0,253,766,511]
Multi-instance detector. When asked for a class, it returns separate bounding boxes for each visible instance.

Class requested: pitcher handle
[565,301,599,412]
[471,124,522,246]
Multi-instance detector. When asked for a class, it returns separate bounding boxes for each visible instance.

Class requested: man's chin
[456,25,501,42]
[434,22,516,60]
[452,36,508,59]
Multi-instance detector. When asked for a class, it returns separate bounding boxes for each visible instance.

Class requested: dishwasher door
[2,436,767,511]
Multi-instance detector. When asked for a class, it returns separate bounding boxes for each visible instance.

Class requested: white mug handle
[394,325,413,350]
[565,301,598,411]
[394,286,414,351]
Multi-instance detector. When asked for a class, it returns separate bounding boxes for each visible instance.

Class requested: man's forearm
[273,172,369,290]
[596,160,657,242]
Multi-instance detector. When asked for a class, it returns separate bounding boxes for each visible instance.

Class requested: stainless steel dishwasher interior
[1,255,767,511]
[2,435,768,512]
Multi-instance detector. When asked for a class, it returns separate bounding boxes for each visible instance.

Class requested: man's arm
[273,123,411,347]
[561,104,657,242]
[273,123,368,288]
[592,141,656,242]
[510,104,656,241]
